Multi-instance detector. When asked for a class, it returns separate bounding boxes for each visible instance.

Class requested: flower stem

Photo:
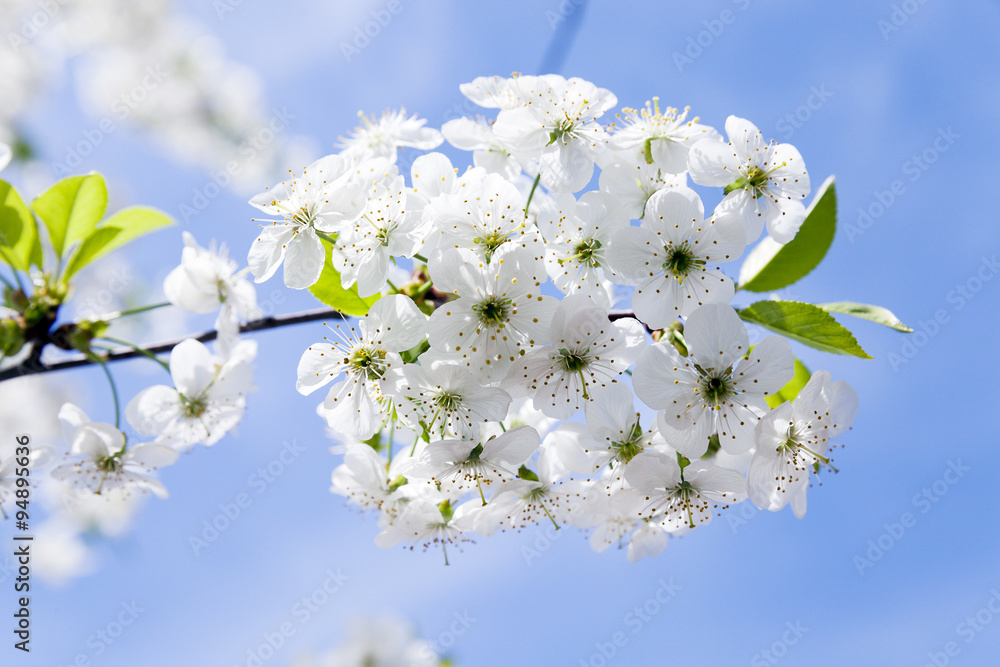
[98,336,171,372]
[540,502,560,530]
[109,301,172,320]
[524,173,541,218]
[90,354,121,429]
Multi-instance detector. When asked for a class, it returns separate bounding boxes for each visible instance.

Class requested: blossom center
[98,454,123,472]
[699,371,735,407]
[663,242,704,281]
[473,230,509,261]
[291,204,317,227]
[182,394,209,418]
[725,162,785,198]
[349,346,388,380]
[525,485,550,503]
[611,420,646,463]
[472,296,511,327]
[547,118,576,145]
[433,391,462,411]
[571,237,602,266]
[558,347,591,372]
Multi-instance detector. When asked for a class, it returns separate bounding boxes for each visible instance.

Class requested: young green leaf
[737,175,837,292]
[65,206,173,278]
[0,180,42,271]
[309,244,381,317]
[766,357,811,408]
[64,227,121,278]
[818,302,913,333]
[737,300,872,359]
[32,174,107,258]
[0,189,23,249]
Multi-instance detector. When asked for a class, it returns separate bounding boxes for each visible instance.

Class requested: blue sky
[6,1,1000,665]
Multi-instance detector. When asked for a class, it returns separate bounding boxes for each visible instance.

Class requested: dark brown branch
[0,307,646,382]
[0,307,347,382]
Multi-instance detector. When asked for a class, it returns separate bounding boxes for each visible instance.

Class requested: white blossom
[606,187,745,327]
[613,451,748,530]
[164,231,260,355]
[536,191,629,307]
[748,371,858,517]
[126,338,256,449]
[249,154,363,289]
[386,360,512,440]
[632,304,792,457]
[426,242,555,384]
[338,108,443,164]
[501,295,646,420]
[52,404,177,498]
[688,116,810,244]
[608,100,719,172]
[493,74,617,192]
[296,295,427,440]
[332,172,426,297]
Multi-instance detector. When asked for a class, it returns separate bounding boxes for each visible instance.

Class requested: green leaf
[737,175,837,292]
[0,192,22,250]
[818,301,913,333]
[65,206,173,278]
[517,465,539,482]
[0,180,42,271]
[65,227,122,278]
[309,244,381,316]
[400,338,430,364]
[766,357,811,408]
[32,174,107,258]
[737,300,872,359]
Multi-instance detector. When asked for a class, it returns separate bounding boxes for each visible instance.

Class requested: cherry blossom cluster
[239,74,857,562]
[2,74,859,566]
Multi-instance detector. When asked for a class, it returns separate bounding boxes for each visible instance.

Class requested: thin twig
[0,306,348,382]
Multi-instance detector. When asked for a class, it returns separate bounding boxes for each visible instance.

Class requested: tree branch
[0,307,347,382]
[0,307,647,383]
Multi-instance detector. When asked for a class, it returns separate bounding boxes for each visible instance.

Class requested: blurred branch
[538,0,590,74]
[0,307,347,382]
